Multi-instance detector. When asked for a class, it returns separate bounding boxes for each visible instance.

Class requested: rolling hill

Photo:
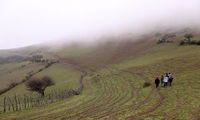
[0,28,200,120]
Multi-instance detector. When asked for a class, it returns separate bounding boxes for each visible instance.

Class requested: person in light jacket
[164,73,169,87]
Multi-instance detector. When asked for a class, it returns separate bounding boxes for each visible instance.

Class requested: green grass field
[0,62,45,90]
[0,31,200,120]
[0,63,82,99]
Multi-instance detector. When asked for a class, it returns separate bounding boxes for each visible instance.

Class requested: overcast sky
[0,0,200,49]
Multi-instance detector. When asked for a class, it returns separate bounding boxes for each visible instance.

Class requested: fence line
[0,70,87,114]
[0,89,79,113]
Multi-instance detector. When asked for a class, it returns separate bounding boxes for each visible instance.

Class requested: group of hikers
[155,73,174,88]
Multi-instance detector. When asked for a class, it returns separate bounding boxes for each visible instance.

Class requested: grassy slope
[0,62,45,90]
[0,31,200,119]
[0,63,82,99]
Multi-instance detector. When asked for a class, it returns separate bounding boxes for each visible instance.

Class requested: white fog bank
[0,0,200,49]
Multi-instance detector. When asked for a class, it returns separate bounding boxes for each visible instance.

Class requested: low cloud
[0,0,200,49]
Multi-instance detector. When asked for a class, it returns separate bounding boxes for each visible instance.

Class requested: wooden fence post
[8,97,15,112]
[24,95,27,109]
[3,97,6,113]
[18,96,21,111]
[14,95,18,111]
[51,94,54,103]
[48,94,50,104]
[30,96,33,108]
[8,102,10,112]
[27,96,30,108]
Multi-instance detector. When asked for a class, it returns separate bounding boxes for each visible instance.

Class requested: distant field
[0,32,200,119]
[0,62,45,90]
[35,63,82,92]
[0,63,81,98]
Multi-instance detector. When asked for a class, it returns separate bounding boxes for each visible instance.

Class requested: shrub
[38,69,43,72]
[179,40,185,45]
[143,82,151,88]
[190,40,197,45]
[196,40,200,45]
[184,33,193,43]
[25,76,55,96]
[180,39,200,46]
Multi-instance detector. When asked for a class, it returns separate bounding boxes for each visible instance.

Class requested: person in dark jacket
[155,77,160,88]
[168,73,174,86]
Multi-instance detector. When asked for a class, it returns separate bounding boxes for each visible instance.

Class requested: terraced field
[0,38,200,120]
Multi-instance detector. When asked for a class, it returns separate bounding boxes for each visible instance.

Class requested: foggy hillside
[0,0,200,49]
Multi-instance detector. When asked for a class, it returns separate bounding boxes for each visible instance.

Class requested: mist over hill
[0,1,200,119]
[0,0,200,49]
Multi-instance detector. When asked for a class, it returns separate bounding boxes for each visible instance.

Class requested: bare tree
[25,76,55,96]
[184,33,193,43]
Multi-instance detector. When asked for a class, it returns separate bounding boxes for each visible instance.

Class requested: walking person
[155,77,160,88]
[164,73,169,87]
[161,75,164,87]
[168,73,174,86]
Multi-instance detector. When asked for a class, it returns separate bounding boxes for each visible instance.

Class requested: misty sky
[0,0,200,49]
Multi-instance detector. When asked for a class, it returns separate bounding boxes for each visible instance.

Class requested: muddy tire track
[164,94,181,120]
[126,73,164,120]
[190,106,200,120]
